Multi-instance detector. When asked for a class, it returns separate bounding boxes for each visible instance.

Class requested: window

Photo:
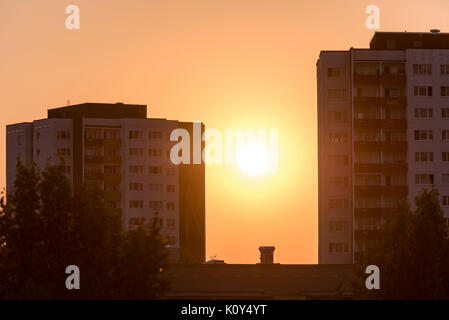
[415,174,434,185]
[443,174,449,185]
[167,167,176,176]
[384,87,401,98]
[413,64,432,74]
[328,89,347,100]
[441,64,449,75]
[442,87,449,97]
[149,166,162,174]
[149,201,163,210]
[104,147,119,156]
[104,129,120,139]
[328,155,348,166]
[415,152,434,162]
[129,148,143,156]
[328,111,348,122]
[443,130,449,140]
[442,108,449,119]
[167,202,175,210]
[129,165,143,174]
[85,146,101,156]
[414,86,433,97]
[329,199,348,209]
[129,217,146,226]
[327,68,341,77]
[443,152,449,162]
[57,148,70,157]
[329,242,348,253]
[129,130,142,139]
[130,183,143,192]
[414,130,433,141]
[149,131,162,139]
[57,131,71,139]
[129,200,143,209]
[36,132,40,142]
[329,220,348,233]
[167,219,175,228]
[414,108,433,119]
[149,148,162,157]
[443,196,449,206]
[167,184,175,192]
[37,149,40,159]
[105,183,119,191]
[63,166,71,174]
[104,165,119,174]
[149,183,163,192]
[328,177,348,188]
[328,133,347,145]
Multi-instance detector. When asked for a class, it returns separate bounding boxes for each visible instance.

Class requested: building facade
[6,102,205,264]
[317,31,449,263]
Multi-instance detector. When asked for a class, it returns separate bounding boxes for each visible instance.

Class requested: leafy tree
[355,188,449,299]
[0,161,170,299]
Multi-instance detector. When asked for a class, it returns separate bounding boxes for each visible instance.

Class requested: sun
[235,142,270,175]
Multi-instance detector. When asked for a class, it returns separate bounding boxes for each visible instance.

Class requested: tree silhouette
[0,161,170,299]
[355,188,449,299]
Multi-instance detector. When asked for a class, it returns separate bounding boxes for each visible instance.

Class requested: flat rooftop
[370,31,449,50]
[47,102,147,119]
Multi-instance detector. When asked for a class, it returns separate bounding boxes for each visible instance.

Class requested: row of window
[129,166,176,175]
[129,217,176,229]
[415,152,449,162]
[129,148,165,157]
[414,129,449,141]
[327,64,449,79]
[328,220,349,233]
[129,183,175,193]
[129,130,164,140]
[329,242,349,253]
[129,200,176,210]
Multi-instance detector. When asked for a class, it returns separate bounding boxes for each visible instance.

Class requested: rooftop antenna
[67,99,70,106]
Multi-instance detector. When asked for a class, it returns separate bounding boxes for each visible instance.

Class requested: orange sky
[1,0,449,263]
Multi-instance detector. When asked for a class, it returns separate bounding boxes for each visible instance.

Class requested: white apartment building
[6,102,205,264]
[317,31,449,264]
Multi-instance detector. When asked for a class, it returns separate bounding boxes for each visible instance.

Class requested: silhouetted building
[166,264,355,299]
[317,31,449,263]
[6,102,205,264]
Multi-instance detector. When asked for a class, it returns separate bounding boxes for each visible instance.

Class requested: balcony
[381,141,407,152]
[84,172,104,180]
[104,156,122,164]
[354,185,407,196]
[383,97,406,108]
[104,190,122,200]
[354,141,381,151]
[381,119,407,129]
[354,163,382,173]
[355,230,379,241]
[382,185,408,196]
[354,119,380,129]
[382,163,407,172]
[355,207,399,217]
[104,173,122,184]
[84,138,103,146]
[381,74,406,85]
[353,74,380,83]
[104,139,121,148]
[84,155,104,163]
[354,97,383,107]
[355,185,382,196]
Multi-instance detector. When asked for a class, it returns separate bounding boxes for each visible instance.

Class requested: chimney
[259,246,275,264]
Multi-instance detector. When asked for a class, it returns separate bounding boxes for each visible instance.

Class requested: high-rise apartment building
[317,31,449,264]
[6,102,205,264]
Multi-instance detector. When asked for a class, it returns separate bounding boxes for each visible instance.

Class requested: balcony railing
[104,173,122,183]
[355,230,380,241]
[84,138,104,146]
[354,141,407,151]
[104,139,122,148]
[354,185,408,196]
[354,163,407,173]
[103,156,122,164]
[355,207,399,217]
[353,74,380,83]
[104,190,122,200]
[381,119,407,129]
[84,155,104,163]
[84,172,104,180]
[381,73,406,85]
